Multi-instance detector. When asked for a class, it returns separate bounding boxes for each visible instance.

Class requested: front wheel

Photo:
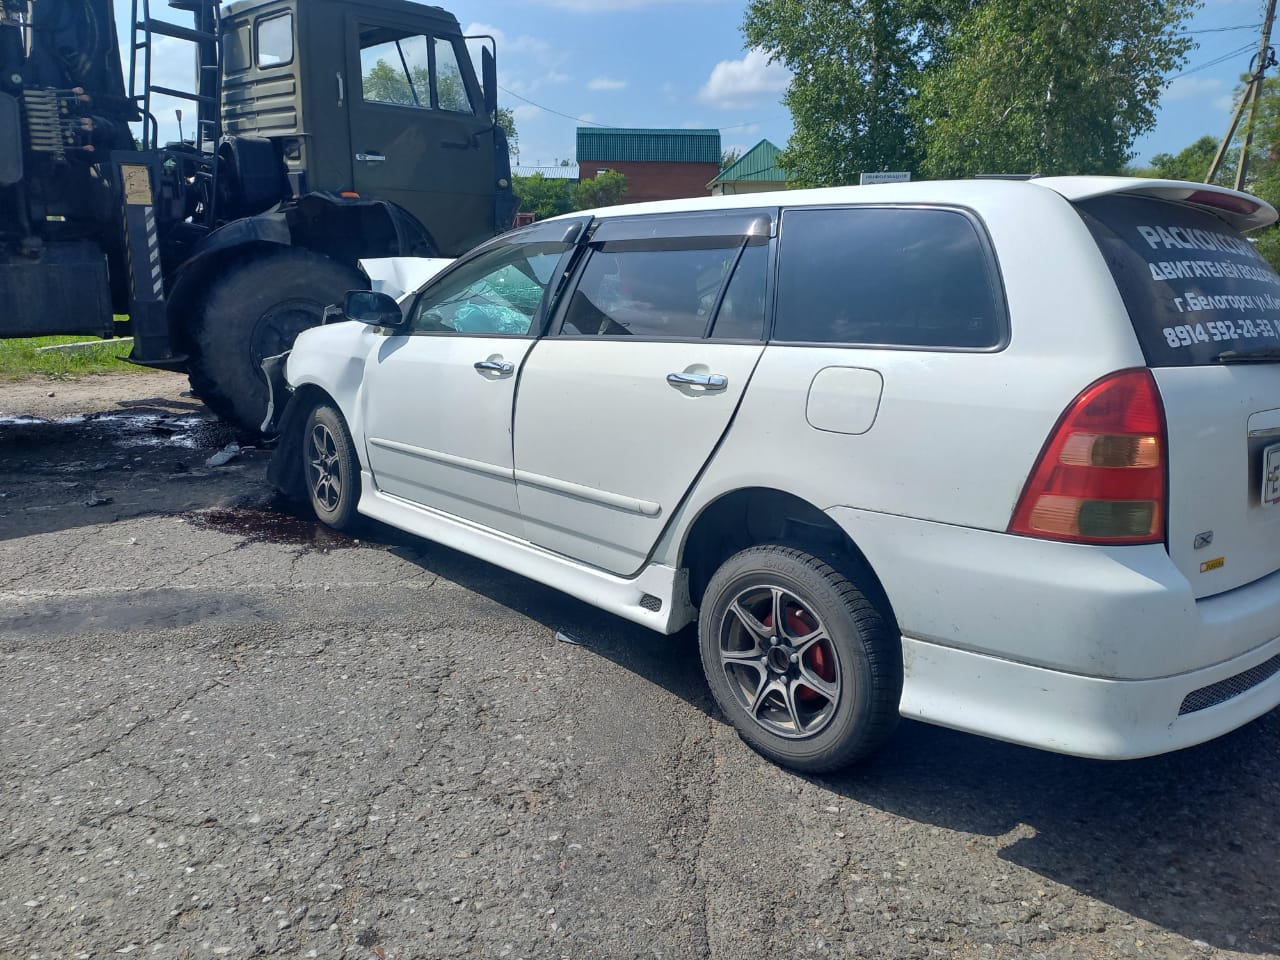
[302,403,361,532]
[698,545,902,773]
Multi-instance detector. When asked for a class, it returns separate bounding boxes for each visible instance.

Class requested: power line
[498,84,614,127]
[1170,41,1258,78]
[1179,23,1262,36]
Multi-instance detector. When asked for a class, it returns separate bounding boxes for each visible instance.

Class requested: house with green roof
[577,127,721,203]
[708,139,790,196]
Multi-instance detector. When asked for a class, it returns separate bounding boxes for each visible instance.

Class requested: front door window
[409,241,569,336]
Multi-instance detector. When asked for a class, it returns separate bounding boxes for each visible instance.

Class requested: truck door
[344,9,494,255]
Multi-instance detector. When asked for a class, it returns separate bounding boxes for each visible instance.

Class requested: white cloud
[698,47,790,110]
[464,22,569,92]
[588,76,627,91]
[1164,75,1224,103]
[512,104,542,124]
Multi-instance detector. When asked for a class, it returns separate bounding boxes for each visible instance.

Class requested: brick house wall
[579,160,721,203]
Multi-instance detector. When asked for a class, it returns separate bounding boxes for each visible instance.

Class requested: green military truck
[0,0,516,431]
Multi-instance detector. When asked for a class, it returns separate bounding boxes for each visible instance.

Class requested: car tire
[698,544,902,773]
[302,402,361,533]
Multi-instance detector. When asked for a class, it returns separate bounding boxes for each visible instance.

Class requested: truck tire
[188,248,366,435]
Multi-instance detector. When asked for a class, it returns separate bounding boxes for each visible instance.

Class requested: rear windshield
[1078,194,1280,365]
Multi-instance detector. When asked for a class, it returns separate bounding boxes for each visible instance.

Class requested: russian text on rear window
[1078,195,1280,366]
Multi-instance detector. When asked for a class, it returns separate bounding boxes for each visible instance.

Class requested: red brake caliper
[763,605,834,703]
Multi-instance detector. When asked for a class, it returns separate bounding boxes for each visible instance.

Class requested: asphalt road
[1,376,1278,960]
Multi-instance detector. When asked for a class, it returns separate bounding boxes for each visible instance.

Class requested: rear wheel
[188,248,366,435]
[303,402,361,532]
[698,545,901,772]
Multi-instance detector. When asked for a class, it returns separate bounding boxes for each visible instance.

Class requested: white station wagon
[265,177,1280,772]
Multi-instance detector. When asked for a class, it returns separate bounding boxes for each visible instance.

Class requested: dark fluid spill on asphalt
[185,498,358,551]
[0,412,227,450]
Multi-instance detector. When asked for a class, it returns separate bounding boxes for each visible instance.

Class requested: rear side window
[775,207,1004,348]
[1078,195,1280,365]
[256,13,293,68]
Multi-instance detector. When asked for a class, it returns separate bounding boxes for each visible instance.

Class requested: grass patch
[0,335,148,381]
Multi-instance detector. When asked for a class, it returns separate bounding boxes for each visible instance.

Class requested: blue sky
[117,0,1270,173]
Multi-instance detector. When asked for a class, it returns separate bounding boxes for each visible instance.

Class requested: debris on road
[205,443,242,468]
[84,494,113,507]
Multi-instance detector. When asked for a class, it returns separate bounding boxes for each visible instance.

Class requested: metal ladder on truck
[128,0,222,153]
[119,0,223,366]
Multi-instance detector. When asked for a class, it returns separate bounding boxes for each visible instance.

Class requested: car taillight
[1009,369,1166,545]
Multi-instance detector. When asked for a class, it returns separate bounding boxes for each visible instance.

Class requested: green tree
[1218,78,1280,270]
[572,170,628,210]
[513,173,573,220]
[744,0,937,185]
[721,147,742,170]
[914,0,1197,178]
[497,106,520,162]
[1142,135,1230,183]
[745,0,1197,184]
[362,58,415,106]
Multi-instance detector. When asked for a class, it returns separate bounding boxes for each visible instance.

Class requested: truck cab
[219,0,511,254]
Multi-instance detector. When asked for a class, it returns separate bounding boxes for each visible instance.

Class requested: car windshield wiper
[1212,347,1280,363]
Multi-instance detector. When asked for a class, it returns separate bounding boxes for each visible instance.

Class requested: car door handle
[356,152,386,163]
[667,371,727,390]
[475,359,514,375]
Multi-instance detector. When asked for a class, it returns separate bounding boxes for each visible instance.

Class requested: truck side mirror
[344,290,406,329]
[482,47,497,118]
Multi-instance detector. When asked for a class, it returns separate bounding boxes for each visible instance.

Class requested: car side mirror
[344,290,405,329]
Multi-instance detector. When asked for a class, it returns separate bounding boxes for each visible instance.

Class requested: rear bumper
[826,506,1280,756]
[900,632,1280,759]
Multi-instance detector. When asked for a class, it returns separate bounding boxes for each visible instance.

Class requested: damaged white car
[265,179,1280,772]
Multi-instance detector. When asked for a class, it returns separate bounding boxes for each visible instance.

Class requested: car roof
[557,176,1277,234]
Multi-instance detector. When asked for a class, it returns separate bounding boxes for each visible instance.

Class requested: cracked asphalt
[2,373,1279,960]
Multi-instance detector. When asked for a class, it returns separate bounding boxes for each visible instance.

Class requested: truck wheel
[188,248,366,435]
[303,402,361,532]
[698,545,902,773]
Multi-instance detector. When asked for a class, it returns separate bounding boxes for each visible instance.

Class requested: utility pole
[1206,0,1279,187]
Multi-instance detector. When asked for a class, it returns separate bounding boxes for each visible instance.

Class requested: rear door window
[1078,195,1280,365]
[560,240,745,339]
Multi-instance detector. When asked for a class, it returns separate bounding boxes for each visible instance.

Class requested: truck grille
[1178,654,1280,715]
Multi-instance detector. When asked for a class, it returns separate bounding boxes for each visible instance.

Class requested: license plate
[1264,442,1280,506]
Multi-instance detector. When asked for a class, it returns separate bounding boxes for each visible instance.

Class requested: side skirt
[357,475,696,634]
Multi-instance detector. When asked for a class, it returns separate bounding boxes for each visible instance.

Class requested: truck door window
[256,13,293,69]
[359,28,430,108]
[434,39,474,114]
[358,28,474,115]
